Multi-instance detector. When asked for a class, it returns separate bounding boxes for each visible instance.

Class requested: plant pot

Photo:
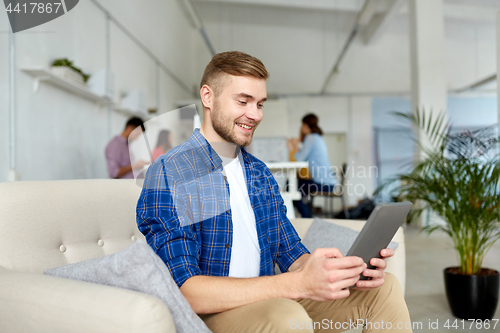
[444,267,499,320]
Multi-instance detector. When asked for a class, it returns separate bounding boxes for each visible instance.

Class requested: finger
[326,288,351,301]
[362,268,385,280]
[313,247,345,259]
[324,256,364,270]
[369,258,387,270]
[326,265,366,282]
[332,275,361,290]
[380,248,394,258]
[356,275,385,289]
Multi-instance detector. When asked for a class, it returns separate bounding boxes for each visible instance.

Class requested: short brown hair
[200,51,269,96]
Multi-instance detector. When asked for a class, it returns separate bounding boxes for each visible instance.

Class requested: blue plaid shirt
[136,129,309,287]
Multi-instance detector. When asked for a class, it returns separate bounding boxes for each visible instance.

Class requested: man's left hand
[352,248,394,291]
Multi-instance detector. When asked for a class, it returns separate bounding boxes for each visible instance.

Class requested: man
[105,117,148,179]
[137,51,412,332]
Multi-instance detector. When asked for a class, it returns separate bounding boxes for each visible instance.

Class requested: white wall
[446,18,497,90]
[253,99,289,138]
[349,97,375,205]
[0,0,205,182]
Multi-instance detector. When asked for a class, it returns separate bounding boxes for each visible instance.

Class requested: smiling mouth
[236,123,253,130]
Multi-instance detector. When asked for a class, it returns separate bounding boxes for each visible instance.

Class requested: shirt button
[225,243,230,248]
[223,176,227,181]
[226,209,230,214]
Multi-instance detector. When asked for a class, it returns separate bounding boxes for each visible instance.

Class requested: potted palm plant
[378,110,500,320]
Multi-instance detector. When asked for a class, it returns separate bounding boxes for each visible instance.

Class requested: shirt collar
[188,129,251,171]
[188,129,223,171]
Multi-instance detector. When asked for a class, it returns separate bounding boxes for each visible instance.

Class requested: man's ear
[200,85,213,112]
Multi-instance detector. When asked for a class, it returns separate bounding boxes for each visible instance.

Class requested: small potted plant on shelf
[50,58,90,85]
[377,110,500,320]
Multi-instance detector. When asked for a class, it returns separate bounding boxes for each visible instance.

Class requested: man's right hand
[294,248,366,302]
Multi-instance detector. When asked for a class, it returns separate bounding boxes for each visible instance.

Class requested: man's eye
[258,104,264,109]
[238,101,247,105]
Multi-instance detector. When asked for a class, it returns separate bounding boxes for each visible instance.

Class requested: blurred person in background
[152,129,173,161]
[105,117,149,179]
[287,113,337,218]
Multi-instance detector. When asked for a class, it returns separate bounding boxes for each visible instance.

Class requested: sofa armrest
[0,267,176,333]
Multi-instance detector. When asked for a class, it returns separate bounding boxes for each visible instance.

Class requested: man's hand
[294,248,366,302]
[353,248,394,291]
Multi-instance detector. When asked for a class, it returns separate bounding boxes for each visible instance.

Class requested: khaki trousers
[200,273,412,333]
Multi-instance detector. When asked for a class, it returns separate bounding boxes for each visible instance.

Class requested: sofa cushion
[44,240,211,333]
[301,218,398,255]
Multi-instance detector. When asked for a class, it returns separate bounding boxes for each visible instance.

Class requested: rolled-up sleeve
[136,159,201,288]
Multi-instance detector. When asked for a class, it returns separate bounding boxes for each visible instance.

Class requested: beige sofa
[0,179,405,333]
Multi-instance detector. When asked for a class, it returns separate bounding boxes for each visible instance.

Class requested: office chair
[310,163,350,219]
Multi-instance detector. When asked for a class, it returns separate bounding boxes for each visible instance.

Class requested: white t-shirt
[221,152,261,278]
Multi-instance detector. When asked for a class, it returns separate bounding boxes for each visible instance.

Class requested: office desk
[266,161,309,219]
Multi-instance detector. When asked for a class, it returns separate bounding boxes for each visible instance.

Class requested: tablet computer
[346,202,412,280]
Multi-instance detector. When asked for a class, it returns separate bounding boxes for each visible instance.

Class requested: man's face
[210,75,266,147]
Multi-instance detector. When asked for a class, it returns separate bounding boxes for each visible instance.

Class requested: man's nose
[246,104,263,123]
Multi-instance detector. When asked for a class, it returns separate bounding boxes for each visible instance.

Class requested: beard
[211,100,257,147]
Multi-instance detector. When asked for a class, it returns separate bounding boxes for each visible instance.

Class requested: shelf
[22,68,112,105]
[22,68,157,121]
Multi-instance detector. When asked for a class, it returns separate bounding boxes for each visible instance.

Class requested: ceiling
[191,0,500,96]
